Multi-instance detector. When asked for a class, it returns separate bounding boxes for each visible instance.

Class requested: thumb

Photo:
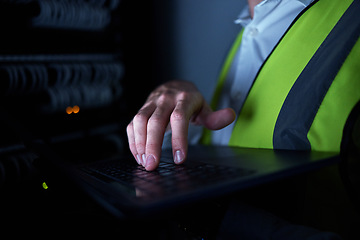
[194,104,236,130]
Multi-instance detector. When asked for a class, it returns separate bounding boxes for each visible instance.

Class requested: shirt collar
[234,3,252,27]
[234,0,314,27]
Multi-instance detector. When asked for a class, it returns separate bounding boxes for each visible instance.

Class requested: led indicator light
[42,182,49,190]
[66,105,80,114]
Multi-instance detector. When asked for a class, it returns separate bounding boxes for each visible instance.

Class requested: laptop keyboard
[82,158,256,198]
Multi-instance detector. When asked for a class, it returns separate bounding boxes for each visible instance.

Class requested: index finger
[144,105,173,171]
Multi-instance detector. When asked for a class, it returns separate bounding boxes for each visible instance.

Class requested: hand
[126,80,236,171]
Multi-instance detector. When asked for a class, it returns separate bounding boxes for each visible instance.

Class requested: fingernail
[145,155,156,170]
[136,154,142,165]
[174,150,184,164]
[142,154,146,167]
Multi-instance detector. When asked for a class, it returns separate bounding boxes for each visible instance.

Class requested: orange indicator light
[66,105,80,114]
[72,105,80,114]
[66,106,73,114]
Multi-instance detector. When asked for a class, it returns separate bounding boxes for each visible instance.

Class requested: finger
[144,105,173,171]
[126,121,141,165]
[170,100,193,165]
[132,103,156,166]
[194,104,236,130]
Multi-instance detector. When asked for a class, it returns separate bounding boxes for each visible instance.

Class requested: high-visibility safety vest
[202,0,360,152]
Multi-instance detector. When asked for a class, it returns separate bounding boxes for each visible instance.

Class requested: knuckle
[129,143,137,154]
[171,109,186,122]
[135,142,146,152]
[133,112,148,124]
[177,91,190,100]
[145,142,159,153]
[148,115,164,127]
[156,93,171,105]
[171,135,187,150]
[126,122,133,132]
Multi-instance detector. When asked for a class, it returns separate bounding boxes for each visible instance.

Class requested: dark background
[0,0,243,235]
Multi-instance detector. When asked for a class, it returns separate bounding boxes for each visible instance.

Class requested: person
[127,0,360,171]
[126,0,360,238]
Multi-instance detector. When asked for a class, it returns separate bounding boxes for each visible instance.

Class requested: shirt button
[249,27,259,37]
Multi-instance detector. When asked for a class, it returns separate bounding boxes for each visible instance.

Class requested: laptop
[33,140,340,219]
[2,110,339,219]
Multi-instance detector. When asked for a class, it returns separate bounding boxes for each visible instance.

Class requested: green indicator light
[42,182,48,190]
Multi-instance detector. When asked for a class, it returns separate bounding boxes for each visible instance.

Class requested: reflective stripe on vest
[273,0,360,151]
[202,0,360,152]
